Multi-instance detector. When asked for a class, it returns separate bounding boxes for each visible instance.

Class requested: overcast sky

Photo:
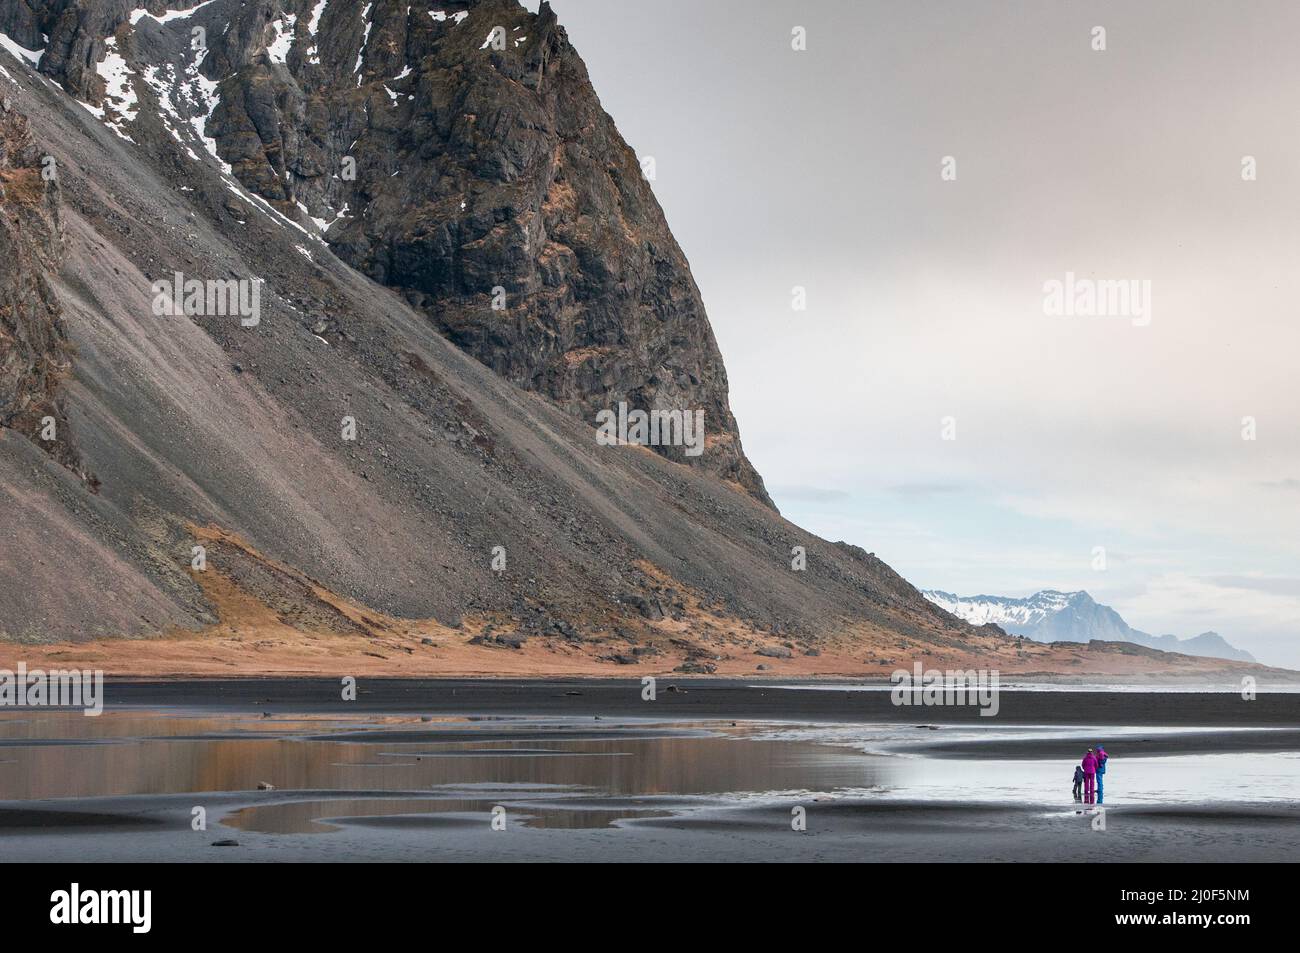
[542,0,1300,667]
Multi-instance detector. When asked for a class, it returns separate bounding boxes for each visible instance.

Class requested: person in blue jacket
[1095,744,1108,803]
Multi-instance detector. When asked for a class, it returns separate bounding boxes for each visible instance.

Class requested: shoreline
[15,677,1298,726]
[3,788,1297,864]
[2,685,1298,862]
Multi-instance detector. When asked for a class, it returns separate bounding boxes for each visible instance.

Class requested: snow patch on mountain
[305,0,328,63]
[0,32,44,67]
[130,1,218,26]
[923,589,1074,627]
[355,3,372,83]
[267,15,297,65]
[922,589,1256,662]
[93,38,138,142]
[185,50,229,174]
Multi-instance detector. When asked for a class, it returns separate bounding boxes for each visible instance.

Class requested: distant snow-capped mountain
[921,589,1255,662]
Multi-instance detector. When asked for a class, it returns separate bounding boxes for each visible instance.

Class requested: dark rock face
[0,95,85,478]
[28,0,771,503]
[305,0,770,504]
[0,0,1002,660]
[8,0,137,101]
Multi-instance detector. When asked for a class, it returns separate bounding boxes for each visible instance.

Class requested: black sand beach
[94,677,1300,725]
[2,794,1297,863]
[1,680,1297,862]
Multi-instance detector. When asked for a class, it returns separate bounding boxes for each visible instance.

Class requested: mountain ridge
[0,0,972,661]
[922,588,1256,663]
[10,0,774,505]
[0,1,1279,679]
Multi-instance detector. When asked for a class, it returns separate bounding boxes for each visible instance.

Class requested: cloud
[1258,479,1300,492]
[562,0,1300,670]
[1117,573,1300,667]
[1206,575,1300,599]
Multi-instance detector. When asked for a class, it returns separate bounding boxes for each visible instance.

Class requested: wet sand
[1,680,1297,862]
[909,729,1300,758]
[2,792,1297,862]
[91,677,1300,725]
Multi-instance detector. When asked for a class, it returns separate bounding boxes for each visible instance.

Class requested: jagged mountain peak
[922,588,1081,627]
[923,588,1256,663]
[10,0,772,504]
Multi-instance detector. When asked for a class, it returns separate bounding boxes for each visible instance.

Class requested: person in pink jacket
[1081,748,1098,804]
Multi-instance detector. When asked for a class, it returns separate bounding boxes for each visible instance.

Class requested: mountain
[0,1,1271,678]
[921,590,1256,663]
[0,0,979,663]
[7,0,771,505]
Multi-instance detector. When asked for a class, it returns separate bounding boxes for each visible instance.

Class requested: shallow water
[766,682,1300,694]
[748,722,1300,803]
[0,709,888,804]
[0,709,1295,834]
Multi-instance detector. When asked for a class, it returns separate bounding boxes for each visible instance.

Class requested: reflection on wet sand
[0,711,889,826]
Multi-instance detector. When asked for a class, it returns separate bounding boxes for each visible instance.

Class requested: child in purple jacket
[1081,748,1098,804]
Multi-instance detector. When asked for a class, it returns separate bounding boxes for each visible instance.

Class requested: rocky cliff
[18,0,770,503]
[0,1,1269,678]
[0,93,86,478]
